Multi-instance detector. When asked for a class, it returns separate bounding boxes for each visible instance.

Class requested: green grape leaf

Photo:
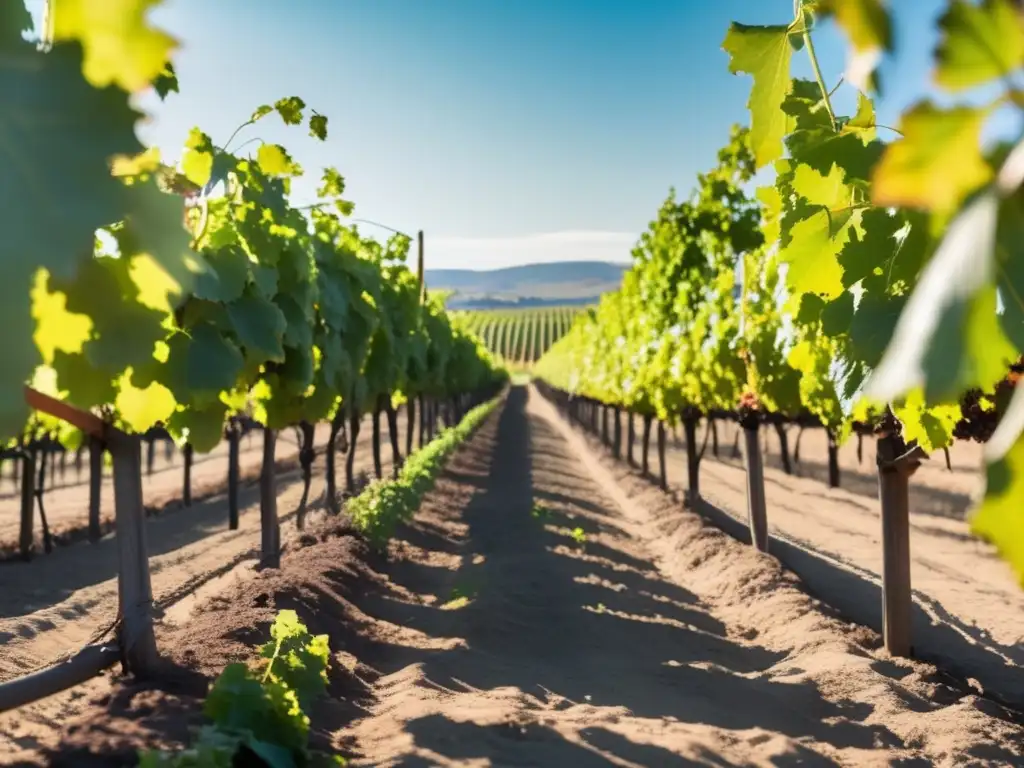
[2,2,33,44]
[193,247,250,303]
[182,128,214,187]
[2,42,143,279]
[152,61,178,100]
[867,192,1017,404]
[848,290,905,369]
[168,399,228,452]
[317,167,346,198]
[844,91,876,142]
[251,104,274,122]
[51,350,116,409]
[722,23,793,167]
[163,324,244,405]
[0,275,39,437]
[872,102,993,215]
[779,211,849,299]
[121,178,206,297]
[892,390,960,452]
[274,96,306,125]
[838,208,904,288]
[50,0,177,92]
[259,609,330,709]
[226,290,287,364]
[277,295,315,350]
[935,0,1024,92]
[204,663,308,756]
[309,113,328,141]
[973,432,1024,585]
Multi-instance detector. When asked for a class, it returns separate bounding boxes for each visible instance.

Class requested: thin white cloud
[425,230,637,270]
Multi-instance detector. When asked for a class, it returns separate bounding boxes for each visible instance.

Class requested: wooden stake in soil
[742,424,768,553]
[88,436,103,543]
[18,447,35,560]
[260,428,280,569]
[876,431,924,658]
[227,424,240,529]
[182,443,194,507]
[657,421,667,491]
[107,431,159,675]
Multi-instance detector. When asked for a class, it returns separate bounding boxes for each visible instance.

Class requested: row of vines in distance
[457,307,583,366]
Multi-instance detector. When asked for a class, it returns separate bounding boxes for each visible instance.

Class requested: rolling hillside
[427,260,627,309]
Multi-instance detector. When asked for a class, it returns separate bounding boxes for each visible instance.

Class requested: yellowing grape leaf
[935,0,1024,92]
[115,370,176,432]
[872,102,993,215]
[257,144,300,178]
[820,0,891,52]
[973,432,1024,585]
[31,269,91,364]
[50,0,177,93]
[722,23,793,168]
[182,128,214,188]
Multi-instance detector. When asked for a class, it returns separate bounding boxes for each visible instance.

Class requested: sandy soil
[13,386,1023,766]
[599,413,1024,708]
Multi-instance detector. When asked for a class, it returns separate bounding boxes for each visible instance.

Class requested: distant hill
[426,260,627,310]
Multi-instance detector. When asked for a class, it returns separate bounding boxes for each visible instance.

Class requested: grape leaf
[309,114,328,141]
[1,2,33,44]
[274,96,306,125]
[935,0,1024,92]
[820,0,892,52]
[257,144,300,178]
[872,102,993,215]
[152,61,178,100]
[722,23,794,167]
[779,211,849,299]
[226,289,287,364]
[168,399,228,452]
[194,247,250,304]
[973,432,1024,585]
[51,350,116,409]
[50,0,177,93]
[866,191,1017,404]
[32,270,91,364]
[182,128,214,187]
[1,41,143,279]
[115,372,176,432]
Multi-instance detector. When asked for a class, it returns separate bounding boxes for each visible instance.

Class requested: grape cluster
[952,357,1024,443]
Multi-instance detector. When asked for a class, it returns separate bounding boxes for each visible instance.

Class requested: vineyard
[3,1,1024,766]
[455,306,582,366]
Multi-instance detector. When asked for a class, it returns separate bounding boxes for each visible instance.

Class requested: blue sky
[39,0,1007,269]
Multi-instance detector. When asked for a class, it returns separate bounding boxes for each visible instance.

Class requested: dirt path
[613,417,1024,707]
[9,386,1022,766]
[335,387,1022,765]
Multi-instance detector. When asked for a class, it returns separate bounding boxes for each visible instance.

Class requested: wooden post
[88,437,103,542]
[683,415,700,505]
[182,443,194,506]
[107,431,159,676]
[260,428,280,569]
[742,425,768,553]
[876,433,923,658]
[19,448,36,560]
[657,421,667,491]
[227,427,240,530]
